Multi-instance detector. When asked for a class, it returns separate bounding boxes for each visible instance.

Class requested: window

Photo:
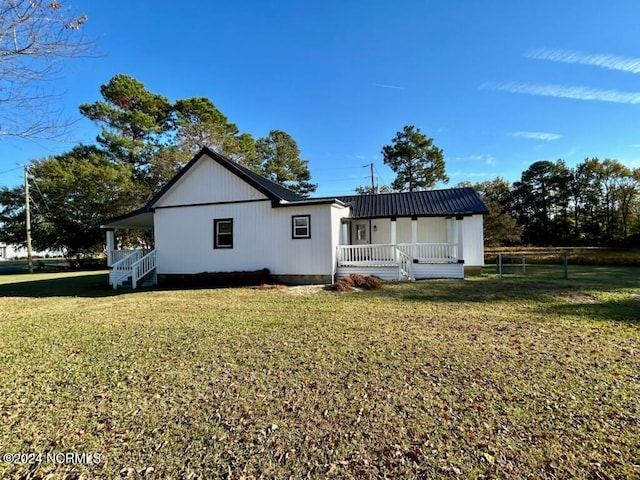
[214,218,233,248]
[356,223,367,241]
[292,215,311,239]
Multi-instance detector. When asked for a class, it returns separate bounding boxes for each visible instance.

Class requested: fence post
[498,253,503,279]
[563,252,568,279]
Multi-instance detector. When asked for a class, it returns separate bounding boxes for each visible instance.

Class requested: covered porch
[100,209,158,290]
[335,216,465,281]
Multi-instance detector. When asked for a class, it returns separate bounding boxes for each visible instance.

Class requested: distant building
[0,244,63,260]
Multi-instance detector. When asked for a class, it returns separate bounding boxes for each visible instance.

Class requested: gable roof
[147,146,304,208]
[96,147,308,229]
[336,188,489,218]
[96,147,486,229]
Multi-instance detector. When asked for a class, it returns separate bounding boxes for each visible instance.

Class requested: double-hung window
[214,218,233,248]
[292,215,311,239]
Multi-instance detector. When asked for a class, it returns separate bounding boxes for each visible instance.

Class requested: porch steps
[109,249,157,290]
[118,270,157,290]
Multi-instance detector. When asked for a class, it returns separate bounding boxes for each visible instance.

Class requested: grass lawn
[0,269,638,479]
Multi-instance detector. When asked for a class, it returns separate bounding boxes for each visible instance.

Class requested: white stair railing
[108,249,138,266]
[131,250,156,289]
[109,249,144,289]
[396,248,413,280]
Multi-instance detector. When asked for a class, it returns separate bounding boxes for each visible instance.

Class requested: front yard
[0,270,638,479]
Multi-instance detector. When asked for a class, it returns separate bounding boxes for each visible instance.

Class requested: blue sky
[1,0,640,196]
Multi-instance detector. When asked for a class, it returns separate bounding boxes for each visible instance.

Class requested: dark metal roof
[96,147,305,229]
[96,147,487,230]
[147,146,304,207]
[336,188,489,218]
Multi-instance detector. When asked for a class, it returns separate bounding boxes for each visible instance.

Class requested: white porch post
[341,221,349,245]
[411,217,418,259]
[390,217,397,245]
[106,230,115,266]
[456,215,464,261]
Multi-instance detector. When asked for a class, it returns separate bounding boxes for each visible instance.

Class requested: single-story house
[97,147,488,289]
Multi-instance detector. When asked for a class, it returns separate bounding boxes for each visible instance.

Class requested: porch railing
[108,248,149,267]
[336,244,398,265]
[131,250,156,289]
[397,243,458,262]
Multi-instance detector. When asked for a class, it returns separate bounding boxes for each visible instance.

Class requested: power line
[0,165,22,175]
[26,167,51,213]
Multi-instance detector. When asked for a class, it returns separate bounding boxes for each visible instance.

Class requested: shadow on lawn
[0,271,277,298]
[544,298,639,325]
[0,272,131,298]
[377,268,639,324]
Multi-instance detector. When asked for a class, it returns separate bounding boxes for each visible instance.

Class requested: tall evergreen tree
[570,159,605,243]
[512,160,568,245]
[79,74,173,168]
[255,130,317,196]
[173,97,256,164]
[382,125,448,192]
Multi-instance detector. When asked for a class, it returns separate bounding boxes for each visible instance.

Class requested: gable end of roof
[147,146,304,209]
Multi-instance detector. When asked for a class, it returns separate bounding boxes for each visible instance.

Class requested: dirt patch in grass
[251,283,288,291]
[554,290,600,303]
[283,284,329,295]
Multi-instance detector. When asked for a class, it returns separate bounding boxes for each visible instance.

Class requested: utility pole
[24,165,33,273]
[370,163,375,193]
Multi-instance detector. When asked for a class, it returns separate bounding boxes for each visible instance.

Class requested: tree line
[2,71,637,254]
[0,74,316,255]
[463,159,640,247]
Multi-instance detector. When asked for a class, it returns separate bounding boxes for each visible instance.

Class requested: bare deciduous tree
[0,0,89,139]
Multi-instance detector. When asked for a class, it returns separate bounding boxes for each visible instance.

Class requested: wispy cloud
[484,154,496,166]
[455,154,497,166]
[526,48,640,74]
[481,82,640,105]
[372,83,405,90]
[510,131,562,141]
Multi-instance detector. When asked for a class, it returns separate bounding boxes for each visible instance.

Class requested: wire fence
[495,251,569,279]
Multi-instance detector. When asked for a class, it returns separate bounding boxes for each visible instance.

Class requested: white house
[0,244,63,260]
[97,147,488,289]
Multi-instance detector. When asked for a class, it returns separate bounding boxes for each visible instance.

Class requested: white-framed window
[214,218,233,248]
[356,223,367,241]
[292,215,311,239]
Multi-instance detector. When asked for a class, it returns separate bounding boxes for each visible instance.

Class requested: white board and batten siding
[460,215,484,267]
[154,203,336,276]
[413,263,464,279]
[336,266,401,281]
[152,153,348,279]
[153,156,266,207]
[367,217,449,245]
